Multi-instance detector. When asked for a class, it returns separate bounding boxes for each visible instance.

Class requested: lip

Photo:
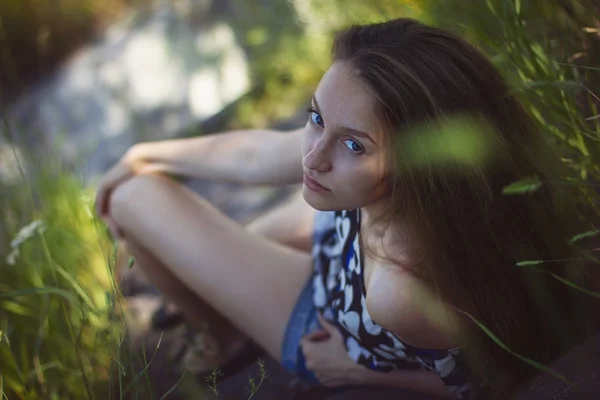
[303,173,331,192]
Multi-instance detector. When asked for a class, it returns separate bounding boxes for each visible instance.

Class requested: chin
[301,187,358,212]
[302,187,336,211]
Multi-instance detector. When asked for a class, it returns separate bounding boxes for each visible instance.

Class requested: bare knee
[109,173,171,228]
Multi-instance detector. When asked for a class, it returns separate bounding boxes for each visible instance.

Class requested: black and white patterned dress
[311,209,471,398]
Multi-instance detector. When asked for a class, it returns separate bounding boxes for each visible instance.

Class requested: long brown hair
[332,18,596,398]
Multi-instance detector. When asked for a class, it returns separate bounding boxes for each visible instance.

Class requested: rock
[4,1,250,184]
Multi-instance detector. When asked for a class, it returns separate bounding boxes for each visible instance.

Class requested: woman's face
[301,62,389,211]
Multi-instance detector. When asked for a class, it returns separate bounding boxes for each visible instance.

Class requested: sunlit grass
[0,140,275,399]
[0,143,154,399]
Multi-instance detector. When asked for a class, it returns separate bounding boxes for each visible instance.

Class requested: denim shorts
[280,275,322,385]
[280,211,351,395]
[280,272,352,397]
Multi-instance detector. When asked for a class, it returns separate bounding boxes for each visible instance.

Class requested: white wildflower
[5,219,46,265]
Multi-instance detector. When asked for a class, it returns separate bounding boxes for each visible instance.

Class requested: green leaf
[26,361,64,380]
[121,332,163,397]
[516,260,544,267]
[502,176,542,195]
[396,115,497,170]
[570,230,600,243]
[523,80,581,91]
[55,265,94,308]
[0,301,34,317]
[0,287,81,306]
[549,273,600,300]
[159,371,187,400]
[128,256,135,269]
[552,62,600,71]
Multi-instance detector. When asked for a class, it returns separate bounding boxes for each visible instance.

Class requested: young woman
[96,18,594,399]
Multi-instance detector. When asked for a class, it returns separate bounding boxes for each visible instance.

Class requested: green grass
[0,136,277,398]
[0,153,132,399]
[1,0,599,398]
[419,0,600,196]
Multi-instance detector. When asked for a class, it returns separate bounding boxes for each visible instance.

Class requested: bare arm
[128,127,305,186]
[351,367,459,399]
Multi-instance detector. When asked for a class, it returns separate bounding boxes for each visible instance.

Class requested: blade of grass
[552,62,600,71]
[571,230,600,243]
[455,309,574,387]
[544,270,600,299]
[516,256,596,267]
[516,260,544,267]
[159,370,187,400]
[38,226,95,400]
[26,361,64,380]
[139,335,155,400]
[0,287,81,305]
[121,332,163,397]
[31,294,51,387]
[502,176,542,194]
[54,264,94,308]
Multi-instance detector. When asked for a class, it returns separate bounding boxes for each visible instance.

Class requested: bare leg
[110,177,316,362]
[124,236,247,361]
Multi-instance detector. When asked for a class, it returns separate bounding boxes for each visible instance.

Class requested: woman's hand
[299,312,360,387]
[95,145,148,238]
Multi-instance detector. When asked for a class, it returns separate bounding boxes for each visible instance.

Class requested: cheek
[338,163,385,199]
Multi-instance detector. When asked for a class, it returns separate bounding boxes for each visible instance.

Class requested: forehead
[314,62,384,139]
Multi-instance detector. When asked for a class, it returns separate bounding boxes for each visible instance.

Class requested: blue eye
[342,139,365,154]
[307,108,324,127]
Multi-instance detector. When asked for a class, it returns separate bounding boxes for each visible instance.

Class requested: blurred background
[0,0,599,399]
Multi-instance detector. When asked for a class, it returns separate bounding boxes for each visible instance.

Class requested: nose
[303,138,332,173]
[302,134,331,173]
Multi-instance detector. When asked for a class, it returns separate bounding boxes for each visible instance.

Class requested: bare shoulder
[365,262,460,349]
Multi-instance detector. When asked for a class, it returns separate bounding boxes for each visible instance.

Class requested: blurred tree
[0,0,143,105]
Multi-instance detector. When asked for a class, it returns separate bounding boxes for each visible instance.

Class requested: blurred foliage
[227,0,600,227]
[0,0,146,104]
[221,0,329,128]
[0,148,152,399]
[224,0,417,128]
[394,115,499,170]
[291,0,419,32]
[417,0,600,218]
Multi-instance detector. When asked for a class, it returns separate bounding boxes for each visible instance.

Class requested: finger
[95,164,131,216]
[317,312,339,336]
[95,189,107,217]
[304,330,330,342]
[300,345,313,368]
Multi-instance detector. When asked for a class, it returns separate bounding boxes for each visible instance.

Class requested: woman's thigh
[109,174,314,362]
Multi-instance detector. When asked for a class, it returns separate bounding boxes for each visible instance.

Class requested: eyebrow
[312,96,377,145]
